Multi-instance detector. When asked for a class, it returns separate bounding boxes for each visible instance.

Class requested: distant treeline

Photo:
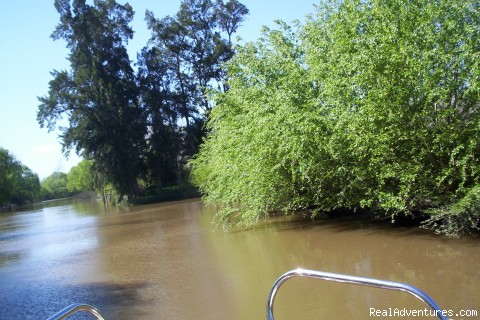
[0,147,40,207]
[191,0,480,237]
[37,0,248,198]
[40,160,95,200]
[0,150,94,207]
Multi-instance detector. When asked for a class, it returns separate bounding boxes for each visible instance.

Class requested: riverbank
[0,204,15,213]
[128,183,200,206]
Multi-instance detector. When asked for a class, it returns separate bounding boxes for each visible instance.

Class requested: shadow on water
[256,212,450,240]
[0,251,22,267]
[0,279,149,319]
[57,282,151,319]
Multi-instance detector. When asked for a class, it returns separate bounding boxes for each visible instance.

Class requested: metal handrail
[46,303,107,320]
[266,268,448,320]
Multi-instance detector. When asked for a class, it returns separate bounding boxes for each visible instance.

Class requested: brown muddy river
[0,199,479,319]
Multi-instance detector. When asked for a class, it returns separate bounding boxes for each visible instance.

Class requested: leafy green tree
[40,172,69,200]
[192,0,480,235]
[0,148,40,206]
[11,166,41,204]
[37,0,145,197]
[192,22,316,227]
[301,0,480,213]
[0,148,19,206]
[66,159,94,193]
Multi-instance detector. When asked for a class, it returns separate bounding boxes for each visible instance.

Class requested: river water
[0,199,479,319]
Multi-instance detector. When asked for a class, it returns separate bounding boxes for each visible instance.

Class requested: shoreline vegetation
[2,0,478,238]
[190,0,480,238]
[0,184,199,213]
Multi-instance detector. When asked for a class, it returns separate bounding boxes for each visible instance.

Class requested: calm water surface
[0,199,479,319]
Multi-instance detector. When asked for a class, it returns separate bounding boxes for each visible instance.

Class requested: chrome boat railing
[266,268,448,320]
[46,303,107,320]
[47,268,448,320]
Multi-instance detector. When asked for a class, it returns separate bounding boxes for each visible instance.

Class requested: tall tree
[215,0,249,46]
[137,46,181,187]
[138,0,248,186]
[37,0,145,197]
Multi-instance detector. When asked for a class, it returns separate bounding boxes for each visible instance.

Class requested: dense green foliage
[191,0,480,235]
[0,148,93,205]
[66,159,94,193]
[0,147,40,206]
[424,185,480,237]
[38,0,248,199]
[40,172,70,200]
[40,161,94,200]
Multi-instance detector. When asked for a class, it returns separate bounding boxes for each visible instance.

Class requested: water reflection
[0,199,479,319]
[0,251,22,267]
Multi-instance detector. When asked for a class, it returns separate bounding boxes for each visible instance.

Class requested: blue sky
[0,0,317,179]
